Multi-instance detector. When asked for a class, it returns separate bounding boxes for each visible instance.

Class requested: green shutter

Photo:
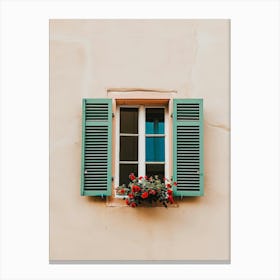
[173,99,204,196]
[81,98,112,196]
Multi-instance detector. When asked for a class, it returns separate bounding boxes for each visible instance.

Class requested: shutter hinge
[112,112,115,118]
[171,113,173,118]
[112,176,114,181]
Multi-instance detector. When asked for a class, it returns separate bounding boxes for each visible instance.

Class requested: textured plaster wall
[49,19,230,261]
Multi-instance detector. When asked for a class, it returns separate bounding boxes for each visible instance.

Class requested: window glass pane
[120,108,138,134]
[120,136,138,161]
[145,108,164,134]
[146,137,165,162]
[146,164,164,180]
[119,164,138,186]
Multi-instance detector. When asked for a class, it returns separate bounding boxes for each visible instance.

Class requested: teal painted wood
[81,98,112,196]
[173,99,204,196]
[80,99,86,196]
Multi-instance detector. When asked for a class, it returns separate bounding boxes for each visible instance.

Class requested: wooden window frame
[114,104,170,197]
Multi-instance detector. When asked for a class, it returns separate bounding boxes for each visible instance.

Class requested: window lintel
[108,89,176,106]
[115,99,169,106]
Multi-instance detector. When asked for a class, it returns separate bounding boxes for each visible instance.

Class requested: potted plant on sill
[116,173,177,208]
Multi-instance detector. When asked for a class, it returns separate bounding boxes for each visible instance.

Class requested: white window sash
[138,105,146,177]
[115,104,169,197]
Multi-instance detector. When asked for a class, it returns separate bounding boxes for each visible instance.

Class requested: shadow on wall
[86,195,202,206]
[176,196,202,204]
[84,196,204,223]
[86,196,107,204]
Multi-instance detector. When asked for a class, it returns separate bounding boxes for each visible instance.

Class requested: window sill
[106,196,179,208]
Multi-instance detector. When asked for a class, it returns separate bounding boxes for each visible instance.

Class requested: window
[116,106,168,188]
[81,98,204,197]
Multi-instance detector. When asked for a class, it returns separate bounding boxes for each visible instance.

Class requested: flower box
[116,173,177,208]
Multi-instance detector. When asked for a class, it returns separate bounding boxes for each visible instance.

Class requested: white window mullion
[138,106,146,177]
[165,107,169,180]
[115,106,120,191]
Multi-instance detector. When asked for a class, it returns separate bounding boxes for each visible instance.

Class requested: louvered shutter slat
[81,99,112,196]
[173,99,204,196]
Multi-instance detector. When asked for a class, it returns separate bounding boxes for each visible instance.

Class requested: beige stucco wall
[49,19,230,262]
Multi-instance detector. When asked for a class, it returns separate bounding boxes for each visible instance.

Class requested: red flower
[120,189,125,194]
[167,189,173,195]
[168,195,174,204]
[163,177,167,181]
[128,193,134,198]
[144,176,148,180]
[149,190,156,195]
[139,176,143,180]
[130,202,137,208]
[173,182,177,186]
[166,183,171,188]
[141,192,149,199]
[125,199,130,205]
[132,185,141,192]
[129,173,136,181]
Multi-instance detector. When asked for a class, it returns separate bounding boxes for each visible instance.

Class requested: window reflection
[120,108,138,134]
[146,137,165,162]
[120,136,138,161]
[146,164,164,180]
[145,108,164,134]
[120,164,138,186]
